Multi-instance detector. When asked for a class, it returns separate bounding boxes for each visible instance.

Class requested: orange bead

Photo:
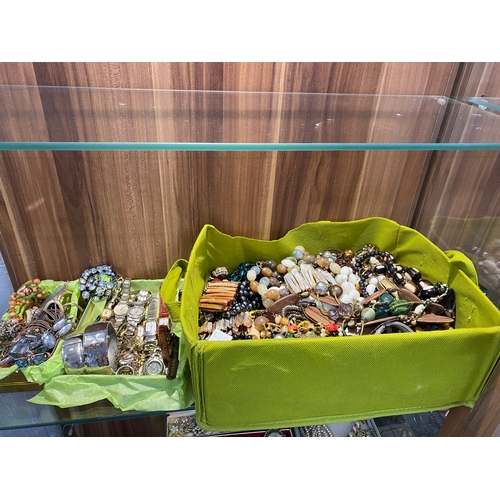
[276,264,287,274]
[266,288,280,300]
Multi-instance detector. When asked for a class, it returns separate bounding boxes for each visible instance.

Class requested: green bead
[374,302,390,319]
[389,299,413,316]
[379,293,395,305]
[361,307,376,322]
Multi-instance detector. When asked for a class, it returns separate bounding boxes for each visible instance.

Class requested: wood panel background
[2,61,499,288]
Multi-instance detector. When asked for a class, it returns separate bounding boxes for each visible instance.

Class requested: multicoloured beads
[198,243,455,340]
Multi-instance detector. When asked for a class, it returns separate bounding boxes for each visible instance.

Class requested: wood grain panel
[0,63,37,86]
[158,151,275,262]
[283,62,457,95]
[0,63,40,285]
[451,62,500,100]
[270,63,456,235]
[0,61,458,287]
[271,150,363,235]
[0,151,79,280]
[283,62,384,93]
[269,150,431,238]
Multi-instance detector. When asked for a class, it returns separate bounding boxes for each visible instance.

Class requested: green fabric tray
[181,217,500,432]
[29,272,193,412]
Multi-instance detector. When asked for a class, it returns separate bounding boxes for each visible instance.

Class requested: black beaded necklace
[354,250,406,297]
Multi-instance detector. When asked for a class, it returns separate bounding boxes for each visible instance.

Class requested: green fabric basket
[29,270,193,412]
[181,217,500,432]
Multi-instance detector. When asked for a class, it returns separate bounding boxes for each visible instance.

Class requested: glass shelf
[0,390,191,431]
[1,85,500,150]
[468,97,500,114]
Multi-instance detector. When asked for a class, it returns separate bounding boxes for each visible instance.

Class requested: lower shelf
[0,389,449,437]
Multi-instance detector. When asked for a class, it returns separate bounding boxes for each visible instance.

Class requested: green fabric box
[181,217,500,432]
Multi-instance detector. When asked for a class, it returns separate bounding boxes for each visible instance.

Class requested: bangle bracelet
[374,320,415,334]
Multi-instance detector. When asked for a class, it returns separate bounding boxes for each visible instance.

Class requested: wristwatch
[100,282,122,321]
[143,347,165,375]
[127,304,145,327]
[113,278,131,326]
[126,289,150,327]
[144,295,159,343]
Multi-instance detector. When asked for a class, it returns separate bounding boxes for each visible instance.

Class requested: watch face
[101,308,113,320]
[145,321,157,334]
[128,306,145,321]
[145,358,164,375]
[113,303,129,316]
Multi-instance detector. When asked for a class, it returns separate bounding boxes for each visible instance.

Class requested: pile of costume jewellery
[0,265,174,377]
[0,280,81,368]
[197,244,456,340]
[63,265,173,376]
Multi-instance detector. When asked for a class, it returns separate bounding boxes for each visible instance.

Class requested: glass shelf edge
[1,142,500,151]
[468,97,500,113]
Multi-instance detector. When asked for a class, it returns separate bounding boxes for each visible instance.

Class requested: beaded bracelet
[78,265,119,302]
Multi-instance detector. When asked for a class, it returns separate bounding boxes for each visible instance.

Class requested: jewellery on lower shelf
[264,429,288,437]
[168,413,197,436]
[78,265,119,302]
[167,413,215,437]
[298,425,334,437]
[347,420,374,437]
